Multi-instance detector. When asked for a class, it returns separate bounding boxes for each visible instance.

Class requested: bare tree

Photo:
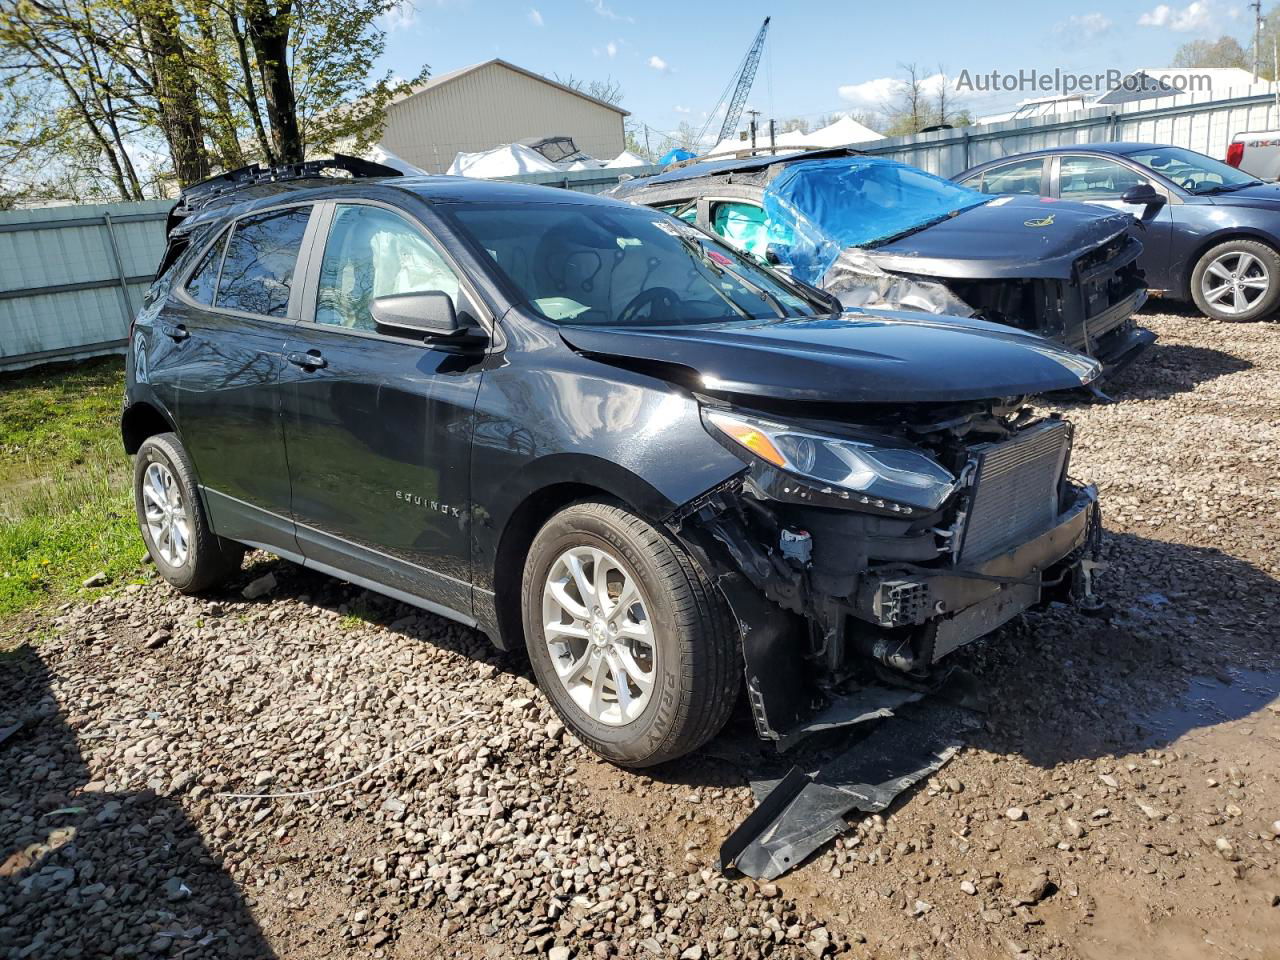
[552,73,624,106]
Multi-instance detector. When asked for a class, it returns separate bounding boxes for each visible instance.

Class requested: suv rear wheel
[521,500,738,767]
[133,433,244,593]
[1191,239,1280,321]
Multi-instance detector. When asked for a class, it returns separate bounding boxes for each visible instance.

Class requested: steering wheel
[1178,176,1198,190]
[616,287,680,325]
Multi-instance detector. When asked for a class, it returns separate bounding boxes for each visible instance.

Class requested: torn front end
[671,400,1101,745]
[944,225,1153,379]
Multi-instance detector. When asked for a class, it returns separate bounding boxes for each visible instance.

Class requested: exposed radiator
[957,420,1071,564]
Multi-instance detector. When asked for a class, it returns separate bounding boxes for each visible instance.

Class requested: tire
[1190,239,1280,322]
[521,499,739,767]
[133,432,244,593]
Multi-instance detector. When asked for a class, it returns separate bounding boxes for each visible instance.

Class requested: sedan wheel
[542,545,659,726]
[1191,240,1280,322]
[1200,250,1270,317]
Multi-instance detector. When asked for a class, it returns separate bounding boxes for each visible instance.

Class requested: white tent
[447,142,562,178]
[704,115,884,159]
[604,150,648,169]
[365,144,429,176]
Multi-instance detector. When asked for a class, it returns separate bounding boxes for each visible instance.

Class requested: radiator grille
[958,420,1071,564]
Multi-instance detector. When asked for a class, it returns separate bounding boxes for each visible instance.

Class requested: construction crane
[695,16,771,150]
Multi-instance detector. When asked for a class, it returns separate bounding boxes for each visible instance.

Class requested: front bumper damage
[670,412,1102,879]
[670,419,1102,749]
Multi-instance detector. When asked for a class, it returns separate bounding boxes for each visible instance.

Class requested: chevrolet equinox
[123,157,1104,766]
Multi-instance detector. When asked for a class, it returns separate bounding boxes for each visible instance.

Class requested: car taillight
[1226,141,1244,167]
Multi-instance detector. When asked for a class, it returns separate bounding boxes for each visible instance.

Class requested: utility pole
[747,108,761,151]
[1254,0,1264,81]
[768,118,776,150]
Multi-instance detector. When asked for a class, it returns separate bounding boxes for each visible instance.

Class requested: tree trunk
[228,10,274,164]
[140,5,210,185]
[194,9,245,170]
[243,1,301,163]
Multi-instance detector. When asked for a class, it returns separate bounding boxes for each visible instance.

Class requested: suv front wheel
[133,433,244,593]
[521,500,739,767]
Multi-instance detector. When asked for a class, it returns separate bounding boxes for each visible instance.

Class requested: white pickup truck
[1225,132,1280,179]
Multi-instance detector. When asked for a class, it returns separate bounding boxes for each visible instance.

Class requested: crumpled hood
[559,310,1101,404]
[867,196,1136,281]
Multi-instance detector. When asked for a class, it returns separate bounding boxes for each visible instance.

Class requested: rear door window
[185,230,227,305]
[970,158,1046,195]
[1058,155,1149,200]
[216,206,312,317]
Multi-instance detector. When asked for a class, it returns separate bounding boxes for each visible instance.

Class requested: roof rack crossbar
[176,153,403,213]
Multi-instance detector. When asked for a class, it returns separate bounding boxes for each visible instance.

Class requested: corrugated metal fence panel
[0,199,170,372]
[856,91,1280,178]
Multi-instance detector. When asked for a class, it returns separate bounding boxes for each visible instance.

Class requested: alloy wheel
[1201,250,1271,317]
[142,461,191,567]
[541,545,658,726]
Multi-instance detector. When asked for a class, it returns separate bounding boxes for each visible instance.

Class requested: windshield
[1124,145,1260,194]
[761,155,992,286]
[446,201,820,326]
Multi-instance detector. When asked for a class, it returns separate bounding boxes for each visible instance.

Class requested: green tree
[0,0,421,200]
[1172,35,1250,71]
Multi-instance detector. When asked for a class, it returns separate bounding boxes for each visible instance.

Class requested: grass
[0,356,142,620]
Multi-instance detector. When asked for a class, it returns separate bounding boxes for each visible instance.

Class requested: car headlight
[704,409,957,512]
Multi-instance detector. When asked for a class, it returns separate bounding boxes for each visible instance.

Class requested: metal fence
[0,199,170,372]
[3,89,1277,371]
[849,89,1279,178]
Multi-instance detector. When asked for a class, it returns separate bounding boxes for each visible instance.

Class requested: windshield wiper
[676,233,789,319]
[1195,181,1263,195]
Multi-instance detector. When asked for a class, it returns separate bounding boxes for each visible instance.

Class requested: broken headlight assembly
[703,409,957,513]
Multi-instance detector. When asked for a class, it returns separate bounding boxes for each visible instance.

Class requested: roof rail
[176,153,403,213]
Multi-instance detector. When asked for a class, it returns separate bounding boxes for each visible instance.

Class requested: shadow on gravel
[0,644,275,960]
[1097,341,1253,400]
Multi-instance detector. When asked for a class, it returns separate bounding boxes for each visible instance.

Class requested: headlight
[704,410,956,512]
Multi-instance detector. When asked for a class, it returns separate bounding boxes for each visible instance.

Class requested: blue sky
[378,0,1259,136]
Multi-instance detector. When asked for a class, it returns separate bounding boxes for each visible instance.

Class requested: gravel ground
[3,306,1279,960]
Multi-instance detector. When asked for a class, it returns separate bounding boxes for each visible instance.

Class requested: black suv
[124,157,1105,767]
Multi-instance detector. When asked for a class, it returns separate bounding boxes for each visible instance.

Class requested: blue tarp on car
[761,155,992,286]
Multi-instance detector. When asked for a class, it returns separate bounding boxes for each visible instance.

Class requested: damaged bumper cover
[672,413,1102,747]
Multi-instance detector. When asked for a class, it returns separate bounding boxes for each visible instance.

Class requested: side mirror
[371,291,459,338]
[1121,183,1167,209]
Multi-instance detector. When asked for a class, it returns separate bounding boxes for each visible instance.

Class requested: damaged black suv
[124,158,1104,767]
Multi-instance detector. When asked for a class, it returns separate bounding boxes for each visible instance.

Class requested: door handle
[162,323,189,342]
[287,350,327,370]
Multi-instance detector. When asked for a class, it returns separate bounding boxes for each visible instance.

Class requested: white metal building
[380,59,629,174]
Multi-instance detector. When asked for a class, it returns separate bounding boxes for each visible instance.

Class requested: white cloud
[836,75,900,112]
[1138,2,1218,31]
[379,1,418,30]
[586,0,634,24]
[838,71,1006,116]
[647,55,669,72]
[1059,12,1113,38]
[606,41,617,58]
[527,7,543,26]
[674,104,691,113]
